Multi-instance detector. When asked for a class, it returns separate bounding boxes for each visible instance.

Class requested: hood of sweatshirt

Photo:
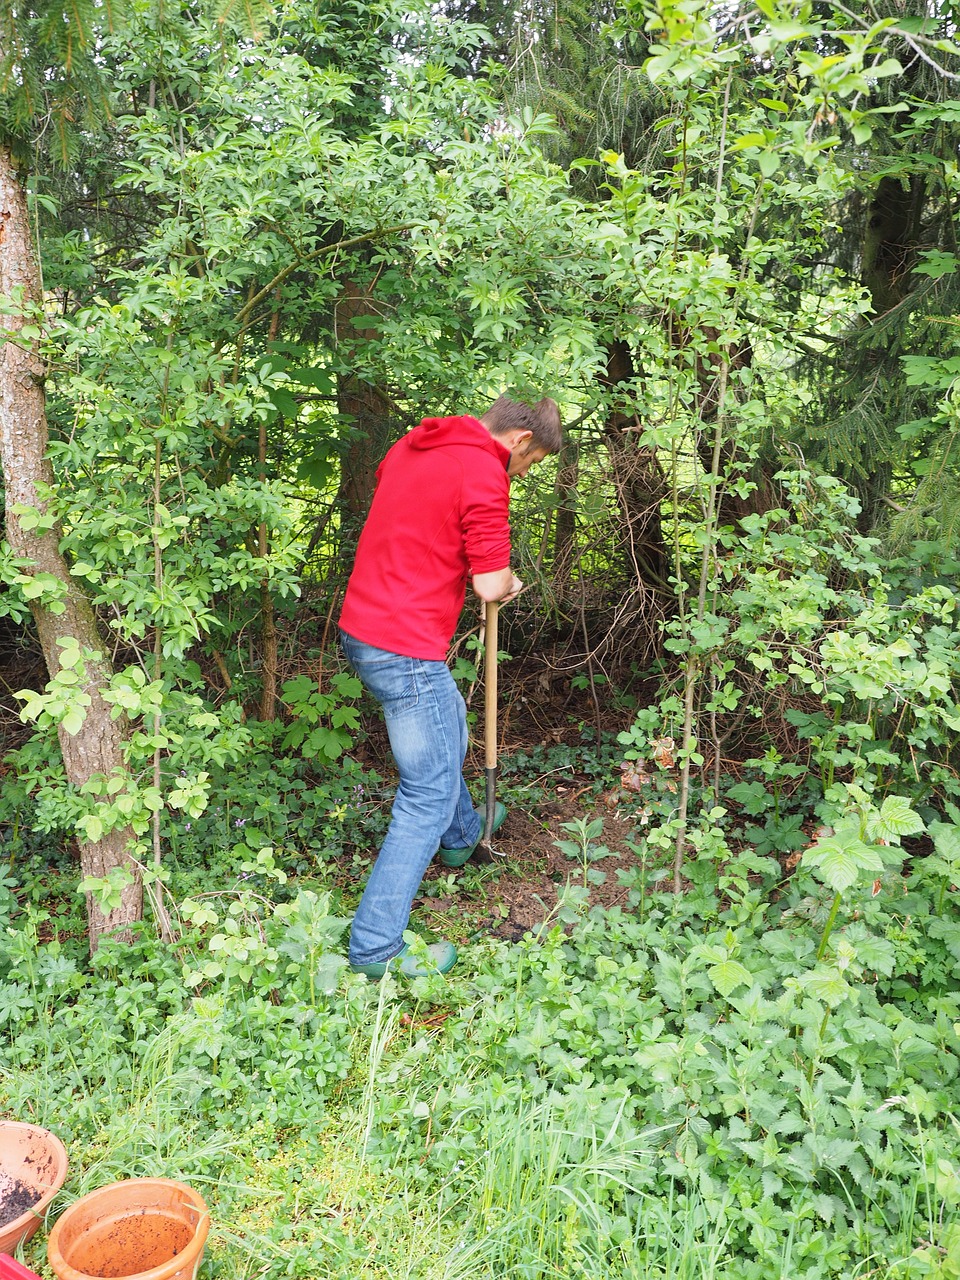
[407,415,509,467]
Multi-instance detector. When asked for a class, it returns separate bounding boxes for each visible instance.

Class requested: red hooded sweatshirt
[339,415,512,660]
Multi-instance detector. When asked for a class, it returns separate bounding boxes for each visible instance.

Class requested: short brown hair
[481,395,563,453]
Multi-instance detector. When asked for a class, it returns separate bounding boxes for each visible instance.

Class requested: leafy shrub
[621,471,960,822]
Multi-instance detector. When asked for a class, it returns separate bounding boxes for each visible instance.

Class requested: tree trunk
[600,342,671,587]
[334,279,396,533]
[551,436,579,586]
[862,174,923,317]
[0,146,141,952]
[590,341,674,665]
[688,328,780,530]
[852,173,925,530]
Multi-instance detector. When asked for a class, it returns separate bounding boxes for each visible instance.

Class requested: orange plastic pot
[0,1121,69,1253]
[47,1179,209,1280]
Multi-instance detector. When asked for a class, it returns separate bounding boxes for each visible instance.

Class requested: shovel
[480,598,501,852]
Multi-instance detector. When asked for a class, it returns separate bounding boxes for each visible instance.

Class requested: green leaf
[768,19,816,41]
[928,823,960,883]
[932,822,960,862]
[802,967,851,1005]
[802,839,855,891]
[852,933,896,975]
[57,635,82,658]
[914,250,958,279]
[802,838,882,892]
[281,674,315,704]
[730,132,767,151]
[896,15,937,33]
[707,959,751,997]
[267,388,300,418]
[331,674,362,699]
[297,458,334,488]
[727,781,772,815]
[61,707,85,735]
[874,795,924,839]
[913,100,960,124]
[757,152,779,178]
[287,367,335,393]
[903,355,960,389]
[78,814,103,843]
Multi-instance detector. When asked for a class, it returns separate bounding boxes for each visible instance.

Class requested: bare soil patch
[413,791,652,944]
[351,663,658,944]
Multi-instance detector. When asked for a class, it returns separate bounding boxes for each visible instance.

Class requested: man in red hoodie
[339,395,562,978]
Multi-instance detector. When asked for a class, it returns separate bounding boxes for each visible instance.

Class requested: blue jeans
[340,631,482,965]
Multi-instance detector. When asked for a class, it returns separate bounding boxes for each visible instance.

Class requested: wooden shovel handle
[484,599,499,771]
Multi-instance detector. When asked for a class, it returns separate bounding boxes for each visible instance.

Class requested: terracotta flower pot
[47,1179,209,1280]
[0,1121,69,1253]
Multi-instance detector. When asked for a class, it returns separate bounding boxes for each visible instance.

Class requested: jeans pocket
[341,632,419,706]
[365,662,419,709]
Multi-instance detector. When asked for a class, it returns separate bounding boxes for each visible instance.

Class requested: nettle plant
[801,788,924,957]
[733,479,960,811]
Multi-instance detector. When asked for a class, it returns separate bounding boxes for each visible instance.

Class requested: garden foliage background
[4,0,960,1275]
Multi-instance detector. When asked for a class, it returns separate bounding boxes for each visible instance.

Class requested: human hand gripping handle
[499,573,523,603]
[472,567,522,603]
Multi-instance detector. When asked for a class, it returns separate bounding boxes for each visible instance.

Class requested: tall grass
[426,1095,708,1279]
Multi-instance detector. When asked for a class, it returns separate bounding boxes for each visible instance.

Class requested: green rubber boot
[439,802,507,868]
[350,939,458,980]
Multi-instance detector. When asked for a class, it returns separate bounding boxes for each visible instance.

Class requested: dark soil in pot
[0,1175,42,1229]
